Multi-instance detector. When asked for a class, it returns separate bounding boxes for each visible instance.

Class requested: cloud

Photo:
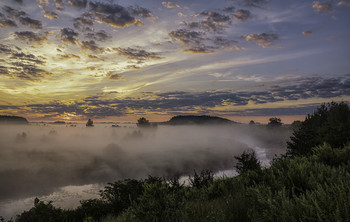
[2,6,26,18]
[42,10,59,20]
[19,16,43,29]
[54,0,64,10]
[81,75,350,116]
[126,65,140,70]
[0,48,49,80]
[0,19,17,28]
[312,1,333,13]
[181,10,234,33]
[114,47,163,61]
[223,6,236,13]
[169,28,236,53]
[213,37,236,47]
[60,28,79,44]
[73,12,94,32]
[302,30,312,36]
[172,8,241,53]
[11,52,46,64]
[241,33,278,48]
[181,20,223,33]
[129,5,156,19]
[182,46,215,54]
[9,62,51,80]
[177,12,186,17]
[230,0,270,8]
[13,31,48,43]
[169,29,205,45]
[270,76,350,100]
[68,0,87,9]
[200,11,231,25]
[26,102,85,116]
[108,72,123,80]
[87,54,103,60]
[3,75,348,117]
[0,65,10,75]
[36,0,49,4]
[0,44,14,54]
[85,30,111,42]
[162,2,181,9]
[233,9,252,21]
[12,0,23,4]
[57,53,80,60]
[88,2,143,28]
[337,0,350,7]
[79,40,104,53]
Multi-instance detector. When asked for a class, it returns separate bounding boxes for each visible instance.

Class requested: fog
[0,123,291,217]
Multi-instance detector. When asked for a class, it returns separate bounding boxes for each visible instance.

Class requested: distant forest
[0,115,28,124]
[164,115,235,125]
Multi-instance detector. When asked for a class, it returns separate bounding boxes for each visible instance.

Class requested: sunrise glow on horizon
[0,0,349,123]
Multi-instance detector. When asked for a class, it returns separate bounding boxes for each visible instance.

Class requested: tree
[86,119,94,127]
[267,117,282,127]
[290,120,302,130]
[287,102,350,156]
[137,117,150,127]
[234,150,261,175]
[249,120,255,125]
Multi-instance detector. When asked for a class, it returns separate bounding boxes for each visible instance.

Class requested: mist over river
[0,123,291,218]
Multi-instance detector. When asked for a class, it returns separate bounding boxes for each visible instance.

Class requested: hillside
[0,115,28,124]
[164,115,236,125]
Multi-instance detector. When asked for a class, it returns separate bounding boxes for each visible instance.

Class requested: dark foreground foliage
[9,102,350,222]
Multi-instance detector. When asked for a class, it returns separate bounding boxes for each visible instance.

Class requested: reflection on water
[0,184,101,219]
[0,123,291,219]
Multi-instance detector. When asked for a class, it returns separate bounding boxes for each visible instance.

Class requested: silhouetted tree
[267,117,282,127]
[287,102,350,156]
[234,150,261,175]
[249,120,255,125]
[137,117,150,127]
[86,119,94,127]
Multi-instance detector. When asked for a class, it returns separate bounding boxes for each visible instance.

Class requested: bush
[100,179,145,215]
[189,169,214,189]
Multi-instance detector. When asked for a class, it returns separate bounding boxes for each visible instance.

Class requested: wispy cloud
[312,1,333,14]
[162,2,181,9]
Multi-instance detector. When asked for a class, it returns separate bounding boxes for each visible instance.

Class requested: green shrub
[130,182,184,222]
[100,179,144,215]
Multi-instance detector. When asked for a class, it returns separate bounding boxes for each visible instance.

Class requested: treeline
[5,102,350,222]
[0,115,28,124]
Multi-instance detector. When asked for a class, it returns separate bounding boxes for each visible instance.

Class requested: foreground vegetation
[5,102,350,222]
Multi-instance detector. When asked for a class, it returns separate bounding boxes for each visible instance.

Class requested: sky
[0,0,349,123]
